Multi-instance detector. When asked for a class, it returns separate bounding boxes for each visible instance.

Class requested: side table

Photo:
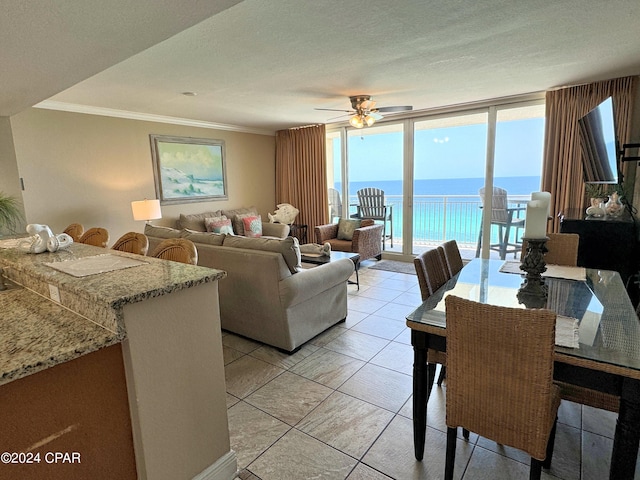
[289,224,308,244]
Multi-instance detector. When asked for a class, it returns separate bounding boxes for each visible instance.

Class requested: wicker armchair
[315,219,383,261]
[150,238,198,265]
[62,223,84,242]
[78,227,109,248]
[521,232,579,266]
[112,232,149,256]
[444,296,560,480]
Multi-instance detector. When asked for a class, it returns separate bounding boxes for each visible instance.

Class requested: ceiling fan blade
[376,105,413,113]
[369,112,383,120]
[315,108,354,113]
[326,113,351,121]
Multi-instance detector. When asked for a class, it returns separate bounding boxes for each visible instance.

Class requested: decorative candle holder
[518,237,549,306]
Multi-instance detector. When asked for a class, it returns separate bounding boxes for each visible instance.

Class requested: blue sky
[336,118,545,182]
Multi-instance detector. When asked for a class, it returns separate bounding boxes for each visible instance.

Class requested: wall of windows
[326,96,545,260]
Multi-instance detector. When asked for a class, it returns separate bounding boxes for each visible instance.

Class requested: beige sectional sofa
[144,212,354,352]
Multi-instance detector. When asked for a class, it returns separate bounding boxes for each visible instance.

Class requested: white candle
[524,200,548,239]
[531,191,551,218]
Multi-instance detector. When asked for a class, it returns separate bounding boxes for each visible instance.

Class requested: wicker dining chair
[414,247,450,301]
[62,223,84,242]
[521,233,580,266]
[111,232,149,256]
[444,295,560,480]
[441,239,465,278]
[413,248,470,438]
[150,238,198,265]
[78,227,109,248]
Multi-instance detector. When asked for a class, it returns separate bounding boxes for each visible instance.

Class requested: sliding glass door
[347,124,404,250]
[412,112,488,255]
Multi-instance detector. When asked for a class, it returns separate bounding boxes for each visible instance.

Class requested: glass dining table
[406,258,640,479]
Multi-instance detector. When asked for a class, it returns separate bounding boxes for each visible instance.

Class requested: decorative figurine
[268,203,299,225]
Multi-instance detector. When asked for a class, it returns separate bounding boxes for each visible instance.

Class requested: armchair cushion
[337,219,361,240]
[315,220,383,261]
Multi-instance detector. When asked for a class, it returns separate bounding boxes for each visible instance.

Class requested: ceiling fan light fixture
[350,114,365,128]
[364,114,376,127]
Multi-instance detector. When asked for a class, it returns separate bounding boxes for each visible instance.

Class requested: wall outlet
[48,284,61,303]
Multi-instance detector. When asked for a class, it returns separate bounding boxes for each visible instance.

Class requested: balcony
[348,194,529,260]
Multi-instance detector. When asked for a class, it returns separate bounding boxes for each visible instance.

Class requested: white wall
[9,108,275,243]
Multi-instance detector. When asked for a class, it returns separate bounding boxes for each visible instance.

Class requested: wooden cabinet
[560,209,638,291]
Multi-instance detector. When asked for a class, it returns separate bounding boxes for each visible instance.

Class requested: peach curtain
[542,76,638,232]
[275,124,328,238]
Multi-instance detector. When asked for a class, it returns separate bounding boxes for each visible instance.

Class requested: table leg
[610,378,640,479]
[412,331,437,461]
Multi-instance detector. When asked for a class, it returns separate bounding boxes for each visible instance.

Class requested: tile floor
[223,260,636,480]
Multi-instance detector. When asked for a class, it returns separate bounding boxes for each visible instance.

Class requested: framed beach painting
[150,134,228,204]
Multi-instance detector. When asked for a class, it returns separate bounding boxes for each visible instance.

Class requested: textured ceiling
[5,0,640,134]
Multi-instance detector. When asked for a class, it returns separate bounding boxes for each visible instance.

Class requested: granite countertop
[0,283,120,385]
[0,242,226,386]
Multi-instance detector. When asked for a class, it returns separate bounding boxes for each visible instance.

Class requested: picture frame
[150,134,228,204]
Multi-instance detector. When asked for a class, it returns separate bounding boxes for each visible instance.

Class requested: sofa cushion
[242,215,263,238]
[180,230,226,246]
[177,211,222,231]
[144,224,182,239]
[337,219,362,240]
[222,235,301,273]
[205,216,235,235]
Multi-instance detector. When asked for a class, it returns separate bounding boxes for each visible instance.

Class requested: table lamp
[131,199,162,224]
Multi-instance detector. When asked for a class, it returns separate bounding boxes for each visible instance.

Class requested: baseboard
[192,450,238,480]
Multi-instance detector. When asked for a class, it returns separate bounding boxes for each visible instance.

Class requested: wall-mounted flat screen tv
[579,96,618,184]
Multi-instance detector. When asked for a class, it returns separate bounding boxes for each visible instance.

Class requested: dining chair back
[441,239,464,277]
[150,238,198,265]
[444,295,560,480]
[521,232,579,266]
[413,247,450,301]
[476,186,525,260]
[78,227,109,248]
[328,188,342,221]
[111,232,149,256]
[352,187,393,249]
[62,223,84,242]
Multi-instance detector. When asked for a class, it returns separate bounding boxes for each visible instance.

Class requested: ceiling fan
[316,95,413,128]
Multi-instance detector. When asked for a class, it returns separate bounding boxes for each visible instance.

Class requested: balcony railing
[348,194,528,249]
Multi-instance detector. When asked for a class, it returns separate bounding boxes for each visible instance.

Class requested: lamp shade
[131,199,162,222]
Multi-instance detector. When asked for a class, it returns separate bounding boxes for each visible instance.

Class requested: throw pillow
[242,215,263,238]
[204,215,229,232]
[205,216,234,235]
[234,211,259,236]
[337,219,362,241]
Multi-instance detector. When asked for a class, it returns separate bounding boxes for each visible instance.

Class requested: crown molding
[34,101,275,136]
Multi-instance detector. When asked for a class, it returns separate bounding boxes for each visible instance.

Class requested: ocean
[334,176,541,246]
[336,176,541,197]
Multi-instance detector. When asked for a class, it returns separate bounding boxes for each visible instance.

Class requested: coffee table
[300,251,360,289]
